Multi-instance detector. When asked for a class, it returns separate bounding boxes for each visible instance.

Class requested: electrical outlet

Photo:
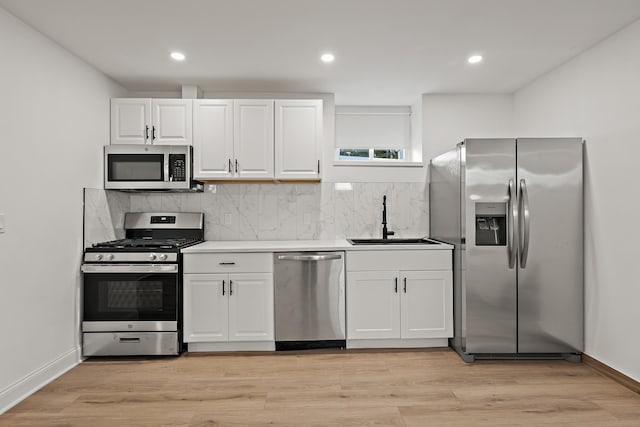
[224,213,232,225]
[303,213,312,225]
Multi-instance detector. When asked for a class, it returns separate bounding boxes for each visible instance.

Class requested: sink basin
[347,238,440,245]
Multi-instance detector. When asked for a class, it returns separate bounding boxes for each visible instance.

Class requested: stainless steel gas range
[81,212,204,356]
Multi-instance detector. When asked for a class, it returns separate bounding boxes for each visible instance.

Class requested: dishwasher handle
[277,254,342,262]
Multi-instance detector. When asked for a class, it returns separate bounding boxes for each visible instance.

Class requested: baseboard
[583,353,640,394]
[0,346,81,414]
[346,338,449,349]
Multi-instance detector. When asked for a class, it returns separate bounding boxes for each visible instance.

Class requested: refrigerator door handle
[507,179,518,269]
[519,179,531,268]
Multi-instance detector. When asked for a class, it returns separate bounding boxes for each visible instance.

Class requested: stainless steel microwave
[104,145,202,191]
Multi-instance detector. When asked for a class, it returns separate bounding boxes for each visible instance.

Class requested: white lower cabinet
[184,273,273,343]
[346,250,453,348]
[183,253,274,351]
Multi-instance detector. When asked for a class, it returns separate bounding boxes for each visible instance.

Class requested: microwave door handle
[164,155,170,182]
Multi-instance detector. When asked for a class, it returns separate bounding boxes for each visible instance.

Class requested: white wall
[422,94,514,163]
[514,19,640,381]
[0,7,126,413]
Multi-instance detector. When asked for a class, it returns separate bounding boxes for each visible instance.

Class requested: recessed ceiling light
[468,55,483,64]
[321,53,335,63]
[170,52,186,62]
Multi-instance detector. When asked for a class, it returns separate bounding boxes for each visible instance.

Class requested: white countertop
[182,239,453,253]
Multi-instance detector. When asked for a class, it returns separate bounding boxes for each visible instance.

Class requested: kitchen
[1,0,640,425]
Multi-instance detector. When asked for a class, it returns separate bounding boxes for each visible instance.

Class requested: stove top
[91,237,201,250]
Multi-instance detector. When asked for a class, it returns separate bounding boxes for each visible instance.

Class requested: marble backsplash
[83,188,130,247]
[126,182,430,241]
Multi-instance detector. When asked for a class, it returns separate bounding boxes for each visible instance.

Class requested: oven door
[82,264,179,332]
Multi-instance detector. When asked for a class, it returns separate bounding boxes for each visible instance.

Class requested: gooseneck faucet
[382,195,395,239]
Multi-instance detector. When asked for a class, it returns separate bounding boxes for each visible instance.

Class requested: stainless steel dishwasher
[274,251,346,350]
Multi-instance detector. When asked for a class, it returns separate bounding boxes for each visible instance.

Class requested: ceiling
[2,0,640,105]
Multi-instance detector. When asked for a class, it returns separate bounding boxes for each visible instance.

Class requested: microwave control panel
[169,154,186,182]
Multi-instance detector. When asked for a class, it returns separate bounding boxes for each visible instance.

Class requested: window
[335,106,411,163]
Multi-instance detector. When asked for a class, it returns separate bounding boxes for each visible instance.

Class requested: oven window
[84,273,177,321]
[108,154,164,181]
[102,281,164,312]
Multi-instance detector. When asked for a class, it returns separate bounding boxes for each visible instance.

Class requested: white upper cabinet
[110,98,192,145]
[111,99,151,145]
[151,99,192,145]
[275,100,323,180]
[192,98,323,181]
[234,100,275,179]
[193,100,234,179]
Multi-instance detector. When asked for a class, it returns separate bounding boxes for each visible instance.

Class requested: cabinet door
[274,100,323,180]
[400,270,453,339]
[110,99,151,145]
[193,100,234,179]
[233,100,274,178]
[151,99,192,145]
[183,274,229,342]
[228,273,274,341]
[346,271,400,339]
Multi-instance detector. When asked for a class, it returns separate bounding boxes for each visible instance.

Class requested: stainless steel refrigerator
[430,138,583,362]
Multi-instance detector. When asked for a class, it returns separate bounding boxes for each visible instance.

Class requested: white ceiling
[2,0,640,105]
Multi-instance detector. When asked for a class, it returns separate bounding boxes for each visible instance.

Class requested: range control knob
[106,254,114,261]
[148,253,157,261]
[95,254,103,261]
[158,254,168,261]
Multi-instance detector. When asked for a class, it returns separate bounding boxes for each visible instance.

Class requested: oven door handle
[81,264,179,273]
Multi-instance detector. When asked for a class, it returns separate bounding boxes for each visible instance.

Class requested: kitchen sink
[347,238,440,245]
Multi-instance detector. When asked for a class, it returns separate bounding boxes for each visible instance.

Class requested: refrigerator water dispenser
[475,202,506,246]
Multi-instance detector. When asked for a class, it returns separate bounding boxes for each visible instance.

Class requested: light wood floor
[2,348,639,426]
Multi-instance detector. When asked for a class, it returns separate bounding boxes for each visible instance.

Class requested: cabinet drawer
[347,250,451,271]
[184,253,273,273]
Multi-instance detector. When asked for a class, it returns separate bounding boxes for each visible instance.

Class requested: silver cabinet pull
[228,158,232,173]
[235,159,238,173]
[119,337,141,343]
[519,179,531,268]
[145,125,149,141]
[394,277,398,293]
[403,277,407,293]
[152,125,157,141]
[222,279,226,296]
[229,280,233,296]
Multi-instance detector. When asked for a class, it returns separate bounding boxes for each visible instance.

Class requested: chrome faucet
[382,195,395,239]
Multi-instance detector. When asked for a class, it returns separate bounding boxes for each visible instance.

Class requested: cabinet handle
[228,159,232,173]
[403,277,407,293]
[229,280,233,296]
[152,125,157,141]
[235,159,238,173]
[317,160,320,174]
[145,125,149,141]
[219,262,236,265]
[222,280,225,296]
[394,277,398,293]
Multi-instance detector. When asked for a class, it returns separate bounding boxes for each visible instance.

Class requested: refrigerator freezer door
[464,139,518,353]
[516,138,583,353]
